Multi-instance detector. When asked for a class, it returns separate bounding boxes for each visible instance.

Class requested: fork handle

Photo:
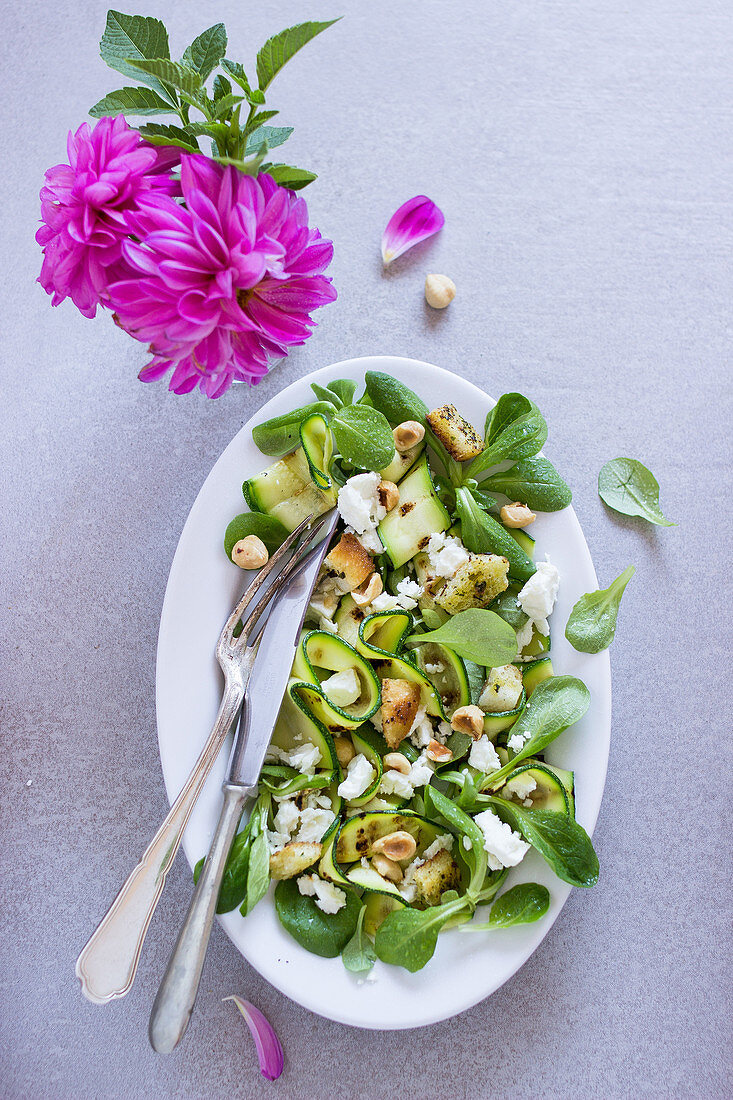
[148,781,254,1054]
[75,684,243,1006]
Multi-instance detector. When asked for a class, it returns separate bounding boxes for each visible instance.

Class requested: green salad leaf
[468,394,547,478]
[565,566,635,653]
[274,878,361,957]
[251,401,336,455]
[364,371,429,425]
[455,488,536,581]
[415,609,518,668]
[224,512,290,557]
[480,456,572,512]
[331,404,395,470]
[424,786,487,898]
[463,882,551,930]
[598,458,675,526]
[374,896,467,972]
[240,830,270,916]
[490,803,599,888]
[342,905,377,974]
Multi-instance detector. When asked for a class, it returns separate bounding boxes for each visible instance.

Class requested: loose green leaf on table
[374,896,467,972]
[455,488,535,581]
[364,371,428,425]
[224,513,290,558]
[274,879,361,957]
[463,882,551,930]
[342,905,377,974]
[89,86,175,118]
[468,394,548,478]
[182,23,227,82]
[331,404,395,470]
[256,19,342,90]
[598,458,675,526]
[565,566,635,653]
[489,803,599,888]
[481,456,572,512]
[414,608,518,668]
[482,676,590,790]
[100,10,174,102]
[252,401,336,455]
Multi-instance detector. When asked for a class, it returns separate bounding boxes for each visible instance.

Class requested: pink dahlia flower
[108,155,337,397]
[36,115,179,318]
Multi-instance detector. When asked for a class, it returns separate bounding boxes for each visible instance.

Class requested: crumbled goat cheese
[407,705,434,748]
[308,581,341,621]
[474,810,530,870]
[508,732,528,753]
[379,769,415,799]
[287,743,321,776]
[346,525,383,555]
[514,618,535,658]
[422,834,454,860]
[517,558,560,636]
[502,774,537,802]
[319,616,339,634]
[396,577,424,601]
[424,661,444,675]
[321,668,361,708]
[369,579,423,613]
[426,531,471,578]
[408,752,435,788]
[273,799,300,836]
[297,806,336,842]
[397,856,424,902]
[436,720,452,743]
[468,735,501,773]
[297,874,347,913]
[337,472,386,537]
[266,830,291,854]
[337,753,376,800]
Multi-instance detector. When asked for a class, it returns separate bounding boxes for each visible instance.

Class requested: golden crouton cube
[380,678,422,749]
[413,849,461,907]
[436,555,509,613]
[269,841,322,880]
[426,404,484,461]
[324,532,374,591]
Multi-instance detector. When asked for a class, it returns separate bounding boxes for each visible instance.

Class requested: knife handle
[75,685,243,1006]
[148,781,254,1054]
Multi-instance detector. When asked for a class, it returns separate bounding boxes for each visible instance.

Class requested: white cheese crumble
[502,773,537,802]
[337,753,376,800]
[468,735,501,773]
[346,525,383,555]
[473,809,530,870]
[297,874,347,913]
[297,806,336,842]
[321,668,361,708]
[369,578,424,613]
[337,472,386,539]
[379,769,414,799]
[514,617,535,656]
[407,704,434,748]
[517,557,560,636]
[396,577,423,601]
[462,835,472,851]
[508,732,528,753]
[424,661,444,675]
[318,616,339,634]
[286,742,321,776]
[267,790,335,852]
[422,833,454,860]
[426,531,471,578]
[408,752,435,788]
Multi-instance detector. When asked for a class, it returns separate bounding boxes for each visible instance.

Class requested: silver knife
[148,511,338,1054]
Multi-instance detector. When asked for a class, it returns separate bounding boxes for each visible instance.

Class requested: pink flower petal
[381,194,445,264]
[223,996,284,1082]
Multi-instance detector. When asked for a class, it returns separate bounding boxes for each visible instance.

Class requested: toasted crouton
[413,849,461,907]
[426,404,484,461]
[380,678,422,749]
[479,665,523,713]
[324,533,374,591]
[269,841,322,880]
[413,551,447,610]
[436,554,509,614]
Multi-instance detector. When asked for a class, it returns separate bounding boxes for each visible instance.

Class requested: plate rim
[155,354,611,1029]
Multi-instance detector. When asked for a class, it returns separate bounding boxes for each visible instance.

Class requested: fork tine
[219,514,315,645]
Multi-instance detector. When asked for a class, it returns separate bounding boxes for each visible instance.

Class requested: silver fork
[75,513,329,1006]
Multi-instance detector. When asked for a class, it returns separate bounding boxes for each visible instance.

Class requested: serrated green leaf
[186,121,230,143]
[244,125,294,155]
[212,93,245,119]
[100,11,172,103]
[256,19,341,91]
[263,164,317,190]
[213,151,267,176]
[89,86,175,118]
[138,123,200,153]
[127,58,202,98]
[213,73,232,101]
[244,110,279,135]
[182,23,227,82]
[221,59,251,92]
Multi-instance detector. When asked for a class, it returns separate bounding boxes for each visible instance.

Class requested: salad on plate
[203,369,599,974]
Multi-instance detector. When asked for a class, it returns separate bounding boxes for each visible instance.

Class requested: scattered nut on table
[424,273,456,309]
[231,535,269,568]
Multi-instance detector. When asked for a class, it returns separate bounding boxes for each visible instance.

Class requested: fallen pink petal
[224,996,284,1082]
[381,195,445,264]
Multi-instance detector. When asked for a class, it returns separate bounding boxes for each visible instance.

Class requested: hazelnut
[500,502,537,529]
[371,830,417,861]
[424,273,456,309]
[393,420,425,452]
[334,736,355,768]
[231,535,269,569]
[383,752,411,775]
[351,572,383,608]
[426,739,452,763]
[450,704,485,740]
[377,479,400,512]
[372,853,403,883]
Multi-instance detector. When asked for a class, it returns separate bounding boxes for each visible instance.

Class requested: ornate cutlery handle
[75,684,243,1006]
[148,781,253,1053]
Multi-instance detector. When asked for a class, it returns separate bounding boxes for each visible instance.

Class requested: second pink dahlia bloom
[109,156,337,397]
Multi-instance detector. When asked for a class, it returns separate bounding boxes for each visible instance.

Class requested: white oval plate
[156,355,611,1030]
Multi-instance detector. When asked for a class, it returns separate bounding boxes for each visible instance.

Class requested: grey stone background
[1,0,731,1096]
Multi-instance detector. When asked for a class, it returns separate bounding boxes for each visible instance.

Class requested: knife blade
[226,509,339,791]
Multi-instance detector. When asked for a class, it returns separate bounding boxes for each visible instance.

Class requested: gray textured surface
[1,0,731,1096]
